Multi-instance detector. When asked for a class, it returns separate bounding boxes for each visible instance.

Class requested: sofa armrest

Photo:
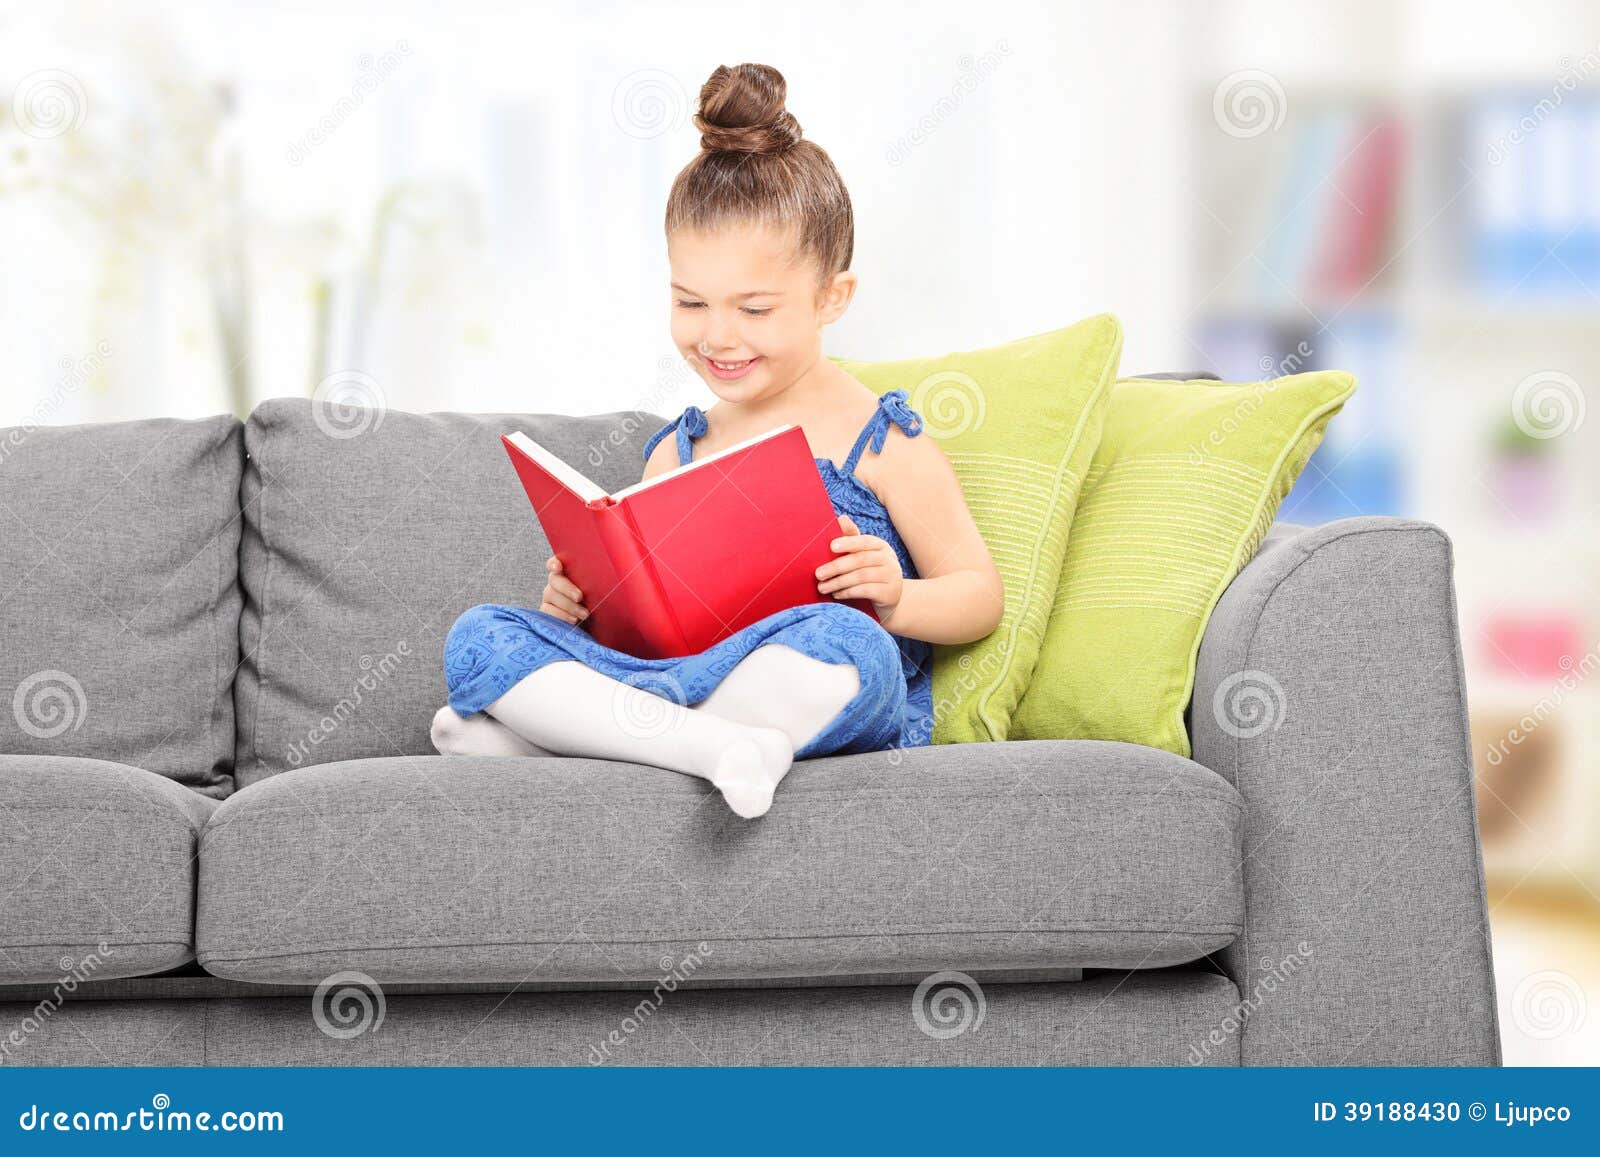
[1191,517,1500,1065]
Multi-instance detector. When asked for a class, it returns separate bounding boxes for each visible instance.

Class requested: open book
[502,425,869,659]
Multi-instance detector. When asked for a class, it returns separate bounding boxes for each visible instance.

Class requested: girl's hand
[816,515,904,620]
[540,556,588,625]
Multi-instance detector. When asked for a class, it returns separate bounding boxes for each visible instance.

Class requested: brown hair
[664,63,853,281]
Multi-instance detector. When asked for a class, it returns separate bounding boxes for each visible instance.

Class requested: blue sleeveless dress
[443,390,934,757]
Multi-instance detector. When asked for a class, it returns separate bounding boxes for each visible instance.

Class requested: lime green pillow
[1011,371,1356,756]
[836,313,1123,743]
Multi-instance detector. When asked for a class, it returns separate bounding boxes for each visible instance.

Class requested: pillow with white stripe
[836,313,1124,742]
[1012,371,1355,755]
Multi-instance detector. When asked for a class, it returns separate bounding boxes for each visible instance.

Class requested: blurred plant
[6,16,490,418]
[1494,413,1556,459]
[1489,412,1562,524]
[0,22,252,415]
[308,178,485,391]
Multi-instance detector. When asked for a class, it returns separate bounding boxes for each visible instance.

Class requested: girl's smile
[702,354,764,381]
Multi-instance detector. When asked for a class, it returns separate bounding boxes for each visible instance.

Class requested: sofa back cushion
[235,399,656,787]
[0,415,243,796]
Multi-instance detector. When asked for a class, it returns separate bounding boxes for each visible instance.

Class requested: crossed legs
[431,644,861,818]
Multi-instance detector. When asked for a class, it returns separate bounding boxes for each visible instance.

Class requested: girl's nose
[703,317,739,352]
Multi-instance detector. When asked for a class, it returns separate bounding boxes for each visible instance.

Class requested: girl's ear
[815,270,858,326]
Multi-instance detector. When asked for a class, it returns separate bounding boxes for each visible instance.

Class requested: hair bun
[694,63,802,155]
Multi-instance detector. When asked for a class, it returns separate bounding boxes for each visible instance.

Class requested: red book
[501,425,872,659]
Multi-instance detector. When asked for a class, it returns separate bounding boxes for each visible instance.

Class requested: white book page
[610,425,796,501]
[504,432,607,503]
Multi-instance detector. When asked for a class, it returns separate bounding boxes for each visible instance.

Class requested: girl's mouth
[702,355,763,382]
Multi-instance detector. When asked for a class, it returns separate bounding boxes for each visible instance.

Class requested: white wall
[0,0,1190,424]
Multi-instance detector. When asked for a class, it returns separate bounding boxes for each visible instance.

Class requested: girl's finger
[540,602,579,625]
[819,544,896,576]
[550,573,583,601]
[828,534,884,555]
[818,566,891,594]
[544,590,587,620]
[819,553,870,582]
[819,553,896,579]
[836,514,860,537]
[819,556,883,582]
[547,556,562,573]
[830,584,888,603]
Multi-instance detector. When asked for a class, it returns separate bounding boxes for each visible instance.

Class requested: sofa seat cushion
[196,740,1243,984]
[0,755,217,982]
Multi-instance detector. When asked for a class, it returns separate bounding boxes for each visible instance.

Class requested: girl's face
[668,222,855,405]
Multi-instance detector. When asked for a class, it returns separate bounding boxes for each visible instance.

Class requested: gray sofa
[0,400,1500,1065]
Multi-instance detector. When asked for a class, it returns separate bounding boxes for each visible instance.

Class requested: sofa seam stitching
[209,421,227,793]
[204,788,1244,825]
[199,923,1245,958]
[246,418,272,787]
[1,937,191,950]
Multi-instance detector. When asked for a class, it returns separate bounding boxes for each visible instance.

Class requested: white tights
[430,644,860,818]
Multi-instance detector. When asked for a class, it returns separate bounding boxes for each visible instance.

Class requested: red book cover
[501,425,872,659]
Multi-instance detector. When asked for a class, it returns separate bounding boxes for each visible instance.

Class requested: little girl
[431,62,1002,817]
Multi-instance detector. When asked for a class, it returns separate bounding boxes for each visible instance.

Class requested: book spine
[590,500,693,656]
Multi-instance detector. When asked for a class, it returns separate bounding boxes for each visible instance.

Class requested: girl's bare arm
[864,432,998,646]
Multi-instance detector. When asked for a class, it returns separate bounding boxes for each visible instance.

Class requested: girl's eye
[672,299,768,315]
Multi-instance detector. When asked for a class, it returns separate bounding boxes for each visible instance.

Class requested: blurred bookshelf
[1189,74,1600,901]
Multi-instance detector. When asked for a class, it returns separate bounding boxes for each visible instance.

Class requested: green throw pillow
[836,313,1124,743]
[1011,371,1357,756]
